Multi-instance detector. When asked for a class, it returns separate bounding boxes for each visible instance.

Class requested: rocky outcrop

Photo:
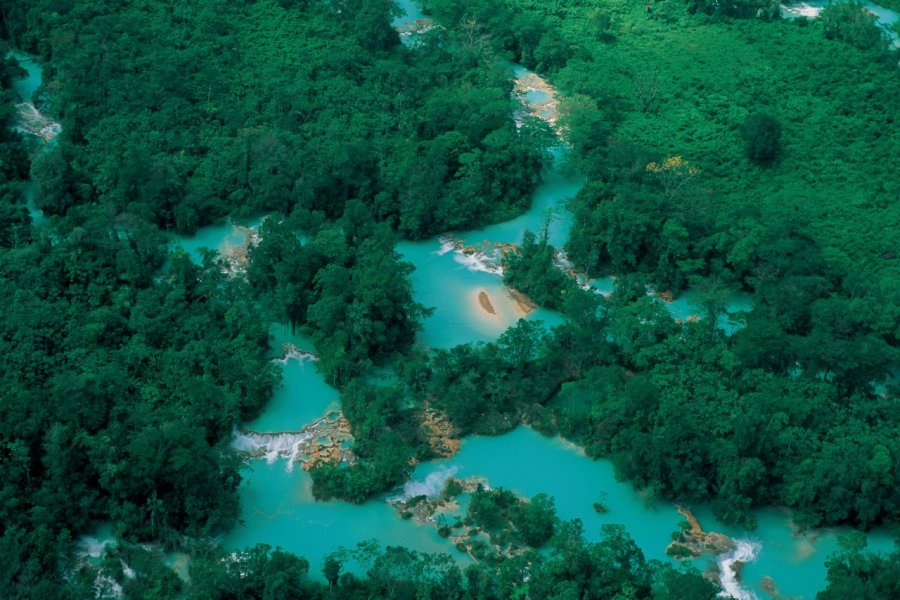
[421,401,460,457]
[15,102,61,142]
[234,410,355,471]
[666,506,735,558]
[220,225,261,276]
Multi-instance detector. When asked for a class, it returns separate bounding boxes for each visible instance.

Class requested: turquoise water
[524,88,552,105]
[396,142,579,349]
[410,427,683,562]
[221,460,457,575]
[465,146,580,249]
[663,289,754,334]
[244,326,338,433]
[23,183,47,226]
[246,354,340,433]
[691,504,897,599]
[174,216,264,264]
[9,53,49,225]
[392,0,426,25]
[409,427,898,598]
[8,50,42,102]
[399,238,565,349]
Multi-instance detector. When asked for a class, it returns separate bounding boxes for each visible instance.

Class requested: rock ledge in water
[666,505,735,558]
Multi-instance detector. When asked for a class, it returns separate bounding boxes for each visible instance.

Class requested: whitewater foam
[76,534,116,559]
[392,466,460,502]
[232,429,314,472]
[272,343,318,365]
[452,249,503,276]
[717,539,761,600]
[15,102,61,142]
[435,236,458,256]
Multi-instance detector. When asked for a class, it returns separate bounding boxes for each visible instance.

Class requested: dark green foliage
[818,536,900,599]
[422,0,571,72]
[188,544,312,600]
[465,487,554,549]
[3,0,549,238]
[502,229,580,311]
[741,113,782,166]
[0,208,277,594]
[3,0,900,596]
[0,44,31,249]
[248,207,429,385]
[687,0,781,20]
[821,1,889,51]
[309,380,427,502]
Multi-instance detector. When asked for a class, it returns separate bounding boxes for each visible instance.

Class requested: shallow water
[8,51,42,102]
[398,238,565,349]
[410,427,898,598]
[174,216,264,264]
[466,147,580,249]
[410,427,684,562]
[221,460,457,576]
[392,0,427,25]
[246,353,340,433]
[663,289,754,334]
[8,53,52,225]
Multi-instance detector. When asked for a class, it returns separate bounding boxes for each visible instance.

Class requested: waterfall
[452,248,503,276]
[15,102,62,142]
[717,539,761,600]
[231,429,314,472]
[391,466,459,502]
[272,344,318,365]
[76,535,116,560]
[435,236,457,256]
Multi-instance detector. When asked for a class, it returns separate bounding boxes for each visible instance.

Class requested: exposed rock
[299,412,355,470]
[421,401,460,457]
[236,409,356,471]
[397,18,436,36]
[15,102,61,142]
[666,506,735,559]
[277,343,318,363]
[391,477,534,563]
[219,224,260,276]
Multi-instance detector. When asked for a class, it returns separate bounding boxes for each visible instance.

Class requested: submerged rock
[478,291,496,315]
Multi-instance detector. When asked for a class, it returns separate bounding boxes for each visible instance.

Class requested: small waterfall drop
[15,102,62,142]
[717,539,761,600]
[231,429,314,471]
[392,466,459,502]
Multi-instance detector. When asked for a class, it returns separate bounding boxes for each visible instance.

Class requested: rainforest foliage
[67,521,721,600]
[1,0,899,598]
[0,0,546,594]
[417,0,900,529]
[3,0,549,238]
